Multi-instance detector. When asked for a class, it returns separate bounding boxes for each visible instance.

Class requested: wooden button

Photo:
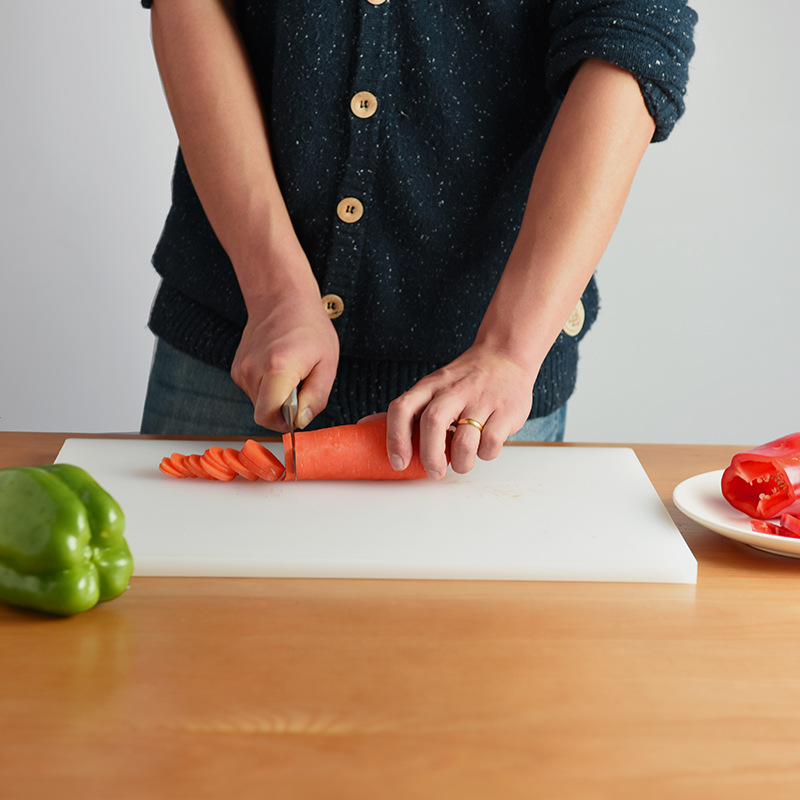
[336,197,364,223]
[351,91,378,119]
[563,299,585,337]
[366,0,386,5]
[322,294,345,319]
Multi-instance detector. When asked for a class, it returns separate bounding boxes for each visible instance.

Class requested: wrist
[472,323,548,381]
[230,225,319,313]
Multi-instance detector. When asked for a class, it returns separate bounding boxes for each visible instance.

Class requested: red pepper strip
[721,433,800,520]
[750,520,783,536]
[750,516,800,539]
[780,513,800,538]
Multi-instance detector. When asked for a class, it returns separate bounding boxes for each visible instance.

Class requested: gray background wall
[1,2,797,444]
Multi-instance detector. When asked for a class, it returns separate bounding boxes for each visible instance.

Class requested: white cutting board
[55,439,696,584]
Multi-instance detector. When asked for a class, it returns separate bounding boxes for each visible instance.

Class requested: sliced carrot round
[239,440,285,481]
[201,449,236,481]
[186,453,213,479]
[203,446,231,471]
[200,455,236,481]
[159,457,186,478]
[221,447,258,481]
[168,453,196,478]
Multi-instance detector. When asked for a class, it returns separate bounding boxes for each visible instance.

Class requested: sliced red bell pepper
[750,519,784,536]
[722,433,800,520]
[780,512,800,538]
[750,513,800,539]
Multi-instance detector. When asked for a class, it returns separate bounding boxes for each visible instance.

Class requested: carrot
[200,450,236,481]
[168,449,232,480]
[221,447,259,481]
[239,439,285,481]
[186,454,214,479]
[159,457,187,478]
[167,453,195,478]
[158,421,435,483]
[159,445,265,481]
[202,446,232,473]
[282,417,438,481]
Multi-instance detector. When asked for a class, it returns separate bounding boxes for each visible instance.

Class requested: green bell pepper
[0,464,133,616]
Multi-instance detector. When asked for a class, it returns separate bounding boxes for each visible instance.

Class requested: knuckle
[388,392,416,416]
[420,406,451,430]
[477,432,504,461]
[252,406,271,430]
[231,363,256,395]
[262,351,292,375]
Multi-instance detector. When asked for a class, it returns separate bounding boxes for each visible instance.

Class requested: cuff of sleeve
[546,4,697,142]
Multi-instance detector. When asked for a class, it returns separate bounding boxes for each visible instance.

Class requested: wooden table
[2,433,800,799]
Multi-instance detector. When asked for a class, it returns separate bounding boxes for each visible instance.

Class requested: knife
[281,387,299,481]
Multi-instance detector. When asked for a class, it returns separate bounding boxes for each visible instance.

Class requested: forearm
[150,0,314,309]
[476,58,656,373]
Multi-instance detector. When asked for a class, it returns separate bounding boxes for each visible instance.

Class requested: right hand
[231,290,339,433]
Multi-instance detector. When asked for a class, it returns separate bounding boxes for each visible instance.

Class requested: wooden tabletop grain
[2,433,799,800]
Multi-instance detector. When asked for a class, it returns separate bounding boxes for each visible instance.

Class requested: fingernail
[390,454,405,471]
[426,468,445,481]
[295,407,313,430]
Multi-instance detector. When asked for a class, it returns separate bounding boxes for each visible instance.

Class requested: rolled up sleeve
[546,0,698,142]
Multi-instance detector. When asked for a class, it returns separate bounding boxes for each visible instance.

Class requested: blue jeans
[141,338,566,441]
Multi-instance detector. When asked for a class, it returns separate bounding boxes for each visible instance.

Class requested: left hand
[385,344,536,478]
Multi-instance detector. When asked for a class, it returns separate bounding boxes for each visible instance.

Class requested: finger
[357,411,387,425]
[295,359,337,429]
[449,415,487,474]
[417,402,458,480]
[476,416,506,462]
[252,369,304,432]
[386,388,430,473]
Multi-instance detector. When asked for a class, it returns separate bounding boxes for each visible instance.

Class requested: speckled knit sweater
[140,0,696,424]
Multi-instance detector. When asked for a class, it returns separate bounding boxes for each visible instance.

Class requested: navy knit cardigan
[141,0,697,425]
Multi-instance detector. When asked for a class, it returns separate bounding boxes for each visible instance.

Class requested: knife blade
[281,387,299,481]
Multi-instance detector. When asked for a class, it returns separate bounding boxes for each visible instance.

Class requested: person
[138,0,697,478]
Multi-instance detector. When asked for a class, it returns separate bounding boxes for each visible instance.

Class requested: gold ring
[456,418,484,433]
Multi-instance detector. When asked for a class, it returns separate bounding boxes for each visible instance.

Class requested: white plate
[673,470,800,558]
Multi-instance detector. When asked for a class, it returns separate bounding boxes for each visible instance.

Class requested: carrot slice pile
[159,440,284,482]
[283,417,434,481]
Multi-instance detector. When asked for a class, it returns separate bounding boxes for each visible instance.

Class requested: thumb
[294,360,337,430]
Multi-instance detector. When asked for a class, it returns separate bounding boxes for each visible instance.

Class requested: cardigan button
[322,294,345,319]
[337,197,364,223]
[351,91,378,119]
[562,299,585,337]
[365,0,386,5]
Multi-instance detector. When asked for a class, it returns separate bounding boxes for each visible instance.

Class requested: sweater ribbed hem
[148,282,579,423]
